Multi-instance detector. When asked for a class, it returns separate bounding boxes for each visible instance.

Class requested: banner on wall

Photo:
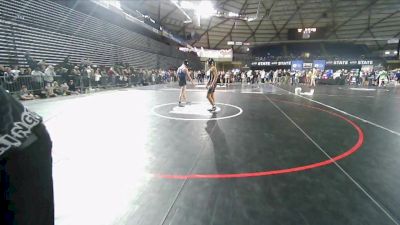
[178,47,233,61]
[251,61,291,66]
[291,60,303,71]
[325,60,373,65]
[361,65,374,73]
[250,59,374,68]
[313,60,326,70]
[303,62,313,69]
[197,48,233,62]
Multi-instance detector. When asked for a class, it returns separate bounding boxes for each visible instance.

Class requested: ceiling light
[175,1,216,20]
[228,12,239,17]
[196,1,216,18]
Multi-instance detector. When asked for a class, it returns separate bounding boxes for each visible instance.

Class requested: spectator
[37,59,47,71]
[44,65,55,85]
[60,82,70,95]
[284,70,290,85]
[108,67,116,86]
[121,68,129,86]
[67,80,79,94]
[4,67,18,92]
[396,70,400,84]
[290,70,296,85]
[306,70,312,85]
[100,67,107,87]
[94,68,101,88]
[0,65,4,86]
[52,81,64,96]
[10,65,20,79]
[24,51,38,70]
[80,57,92,67]
[273,70,279,84]
[241,71,246,83]
[19,68,25,76]
[310,69,318,87]
[25,68,31,76]
[225,71,230,85]
[260,69,266,83]
[71,66,81,76]
[83,65,93,90]
[61,56,72,71]
[19,85,36,100]
[44,83,57,97]
[378,69,389,87]
[31,67,44,94]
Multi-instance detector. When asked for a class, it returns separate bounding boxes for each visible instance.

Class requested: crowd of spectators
[0,52,181,101]
[209,68,400,87]
[2,52,399,102]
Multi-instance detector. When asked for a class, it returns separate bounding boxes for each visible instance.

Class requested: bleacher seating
[324,43,368,58]
[252,45,284,57]
[286,43,322,57]
[251,42,371,60]
[0,0,200,68]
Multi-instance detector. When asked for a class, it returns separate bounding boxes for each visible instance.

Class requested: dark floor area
[24,83,400,225]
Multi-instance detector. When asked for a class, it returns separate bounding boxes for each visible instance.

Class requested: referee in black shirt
[0,86,54,225]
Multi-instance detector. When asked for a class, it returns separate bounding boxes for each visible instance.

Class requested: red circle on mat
[157,99,364,179]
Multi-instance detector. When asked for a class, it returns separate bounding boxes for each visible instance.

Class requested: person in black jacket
[24,51,38,71]
[0,86,54,225]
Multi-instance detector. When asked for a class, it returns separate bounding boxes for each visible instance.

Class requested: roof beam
[206,17,213,49]
[329,0,339,39]
[270,20,281,40]
[306,0,337,39]
[365,7,383,48]
[268,0,310,42]
[177,22,187,34]
[355,10,400,39]
[207,31,210,48]
[309,0,337,27]
[233,0,279,51]
[160,8,178,23]
[244,21,254,33]
[213,0,250,48]
[234,14,267,50]
[326,0,380,38]
[368,30,382,49]
[191,18,230,46]
[294,0,305,29]
[382,30,400,49]
[158,0,161,22]
[213,22,236,48]
[216,0,231,9]
[261,1,281,41]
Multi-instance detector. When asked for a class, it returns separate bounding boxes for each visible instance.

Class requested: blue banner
[313,60,326,70]
[291,60,303,71]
